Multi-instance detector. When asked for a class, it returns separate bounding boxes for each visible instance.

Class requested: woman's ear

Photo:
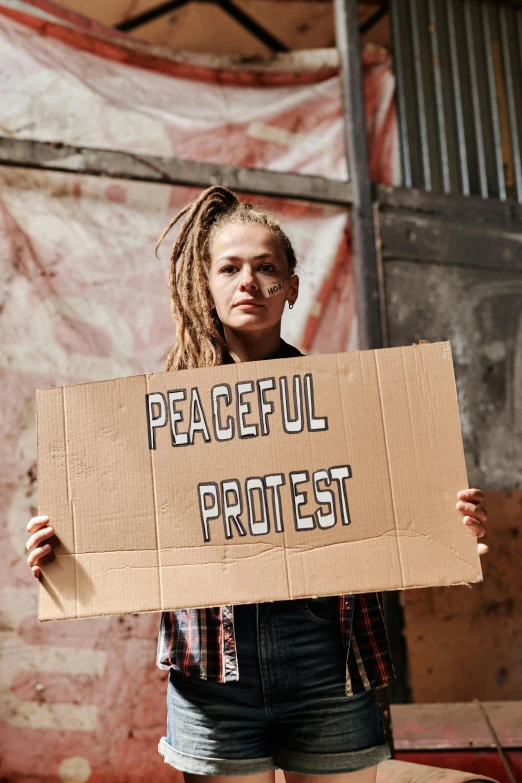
[287,274,299,307]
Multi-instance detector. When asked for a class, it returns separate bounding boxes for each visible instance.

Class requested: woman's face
[208,222,299,333]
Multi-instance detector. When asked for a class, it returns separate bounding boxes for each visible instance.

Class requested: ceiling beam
[117,0,289,51]
[116,0,191,31]
[216,0,289,51]
[114,0,395,35]
[359,2,388,35]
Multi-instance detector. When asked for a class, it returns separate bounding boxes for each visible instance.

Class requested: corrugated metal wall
[391,0,522,202]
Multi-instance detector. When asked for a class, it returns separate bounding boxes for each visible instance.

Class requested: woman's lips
[233,299,264,310]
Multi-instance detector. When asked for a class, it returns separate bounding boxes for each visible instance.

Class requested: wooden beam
[379,210,522,272]
[0,137,353,207]
[377,184,522,226]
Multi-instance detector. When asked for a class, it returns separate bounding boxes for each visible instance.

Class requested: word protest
[36,342,482,622]
[198,465,352,543]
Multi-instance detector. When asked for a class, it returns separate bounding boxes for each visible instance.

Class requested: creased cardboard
[36,340,483,622]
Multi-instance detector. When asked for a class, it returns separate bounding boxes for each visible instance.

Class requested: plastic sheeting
[0,1,399,780]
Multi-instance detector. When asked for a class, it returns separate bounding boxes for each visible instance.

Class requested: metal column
[333,0,383,353]
[333,0,410,706]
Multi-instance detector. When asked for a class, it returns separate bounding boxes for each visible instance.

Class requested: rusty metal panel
[378,187,522,700]
[391,0,522,202]
[499,5,522,202]
[397,490,522,702]
[382,218,522,701]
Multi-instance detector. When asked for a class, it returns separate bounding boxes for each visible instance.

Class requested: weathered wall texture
[384,256,522,702]
[385,260,522,493]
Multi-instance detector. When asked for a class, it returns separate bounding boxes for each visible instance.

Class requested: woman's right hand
[26,516,54,579]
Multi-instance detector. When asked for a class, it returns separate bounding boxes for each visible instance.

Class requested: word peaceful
[145,372,328,448]
[145,372,353,542]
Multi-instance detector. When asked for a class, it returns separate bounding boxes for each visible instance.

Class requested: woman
[26,186,488,783]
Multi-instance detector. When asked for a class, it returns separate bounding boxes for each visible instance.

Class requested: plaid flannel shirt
[157,593,395,695]
[156,341,395,696]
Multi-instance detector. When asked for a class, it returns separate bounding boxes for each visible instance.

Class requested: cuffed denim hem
[158,736,391,777]
[275,741,392,775]
[158,736,277,776]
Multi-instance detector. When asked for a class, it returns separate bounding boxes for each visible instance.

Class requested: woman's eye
[221,266,237,275]
[259,264,276,274]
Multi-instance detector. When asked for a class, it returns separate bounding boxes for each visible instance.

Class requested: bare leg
[283,767,379,783]
[183,768,378,783]
[184,773,276,783]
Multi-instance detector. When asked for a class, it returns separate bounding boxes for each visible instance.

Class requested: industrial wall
[379,189,522,703]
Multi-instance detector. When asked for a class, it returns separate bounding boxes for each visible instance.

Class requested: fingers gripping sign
[456,488,489,556]
[26,515,55,578]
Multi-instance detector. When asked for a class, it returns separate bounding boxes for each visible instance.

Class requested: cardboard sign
[36,340,482,622]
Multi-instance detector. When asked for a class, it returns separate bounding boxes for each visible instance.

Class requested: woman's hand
[456,488,488,556]
[26,515,54,578]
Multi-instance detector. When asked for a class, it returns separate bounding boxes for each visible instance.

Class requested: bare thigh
[183,767,378,783]
[184,774,276,783]
[284,767,378,783]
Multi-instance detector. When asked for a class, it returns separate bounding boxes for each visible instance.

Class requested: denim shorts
[158,598,391,776]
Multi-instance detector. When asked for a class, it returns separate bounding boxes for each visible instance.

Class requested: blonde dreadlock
[156,185,297,371]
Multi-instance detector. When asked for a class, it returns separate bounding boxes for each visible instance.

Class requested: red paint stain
[106,184,127,204]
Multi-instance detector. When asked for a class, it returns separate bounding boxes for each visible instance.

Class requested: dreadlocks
[156,185,298,371]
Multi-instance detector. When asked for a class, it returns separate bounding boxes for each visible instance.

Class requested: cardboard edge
[144,373,164,612]
[36,387,43,622]
[372,350,406,589]
[37,572,484,623]
[443,338,484,580]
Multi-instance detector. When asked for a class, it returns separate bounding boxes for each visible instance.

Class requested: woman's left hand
[456,488,488,556]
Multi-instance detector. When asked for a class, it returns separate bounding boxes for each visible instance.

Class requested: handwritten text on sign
[145,373,352,542]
